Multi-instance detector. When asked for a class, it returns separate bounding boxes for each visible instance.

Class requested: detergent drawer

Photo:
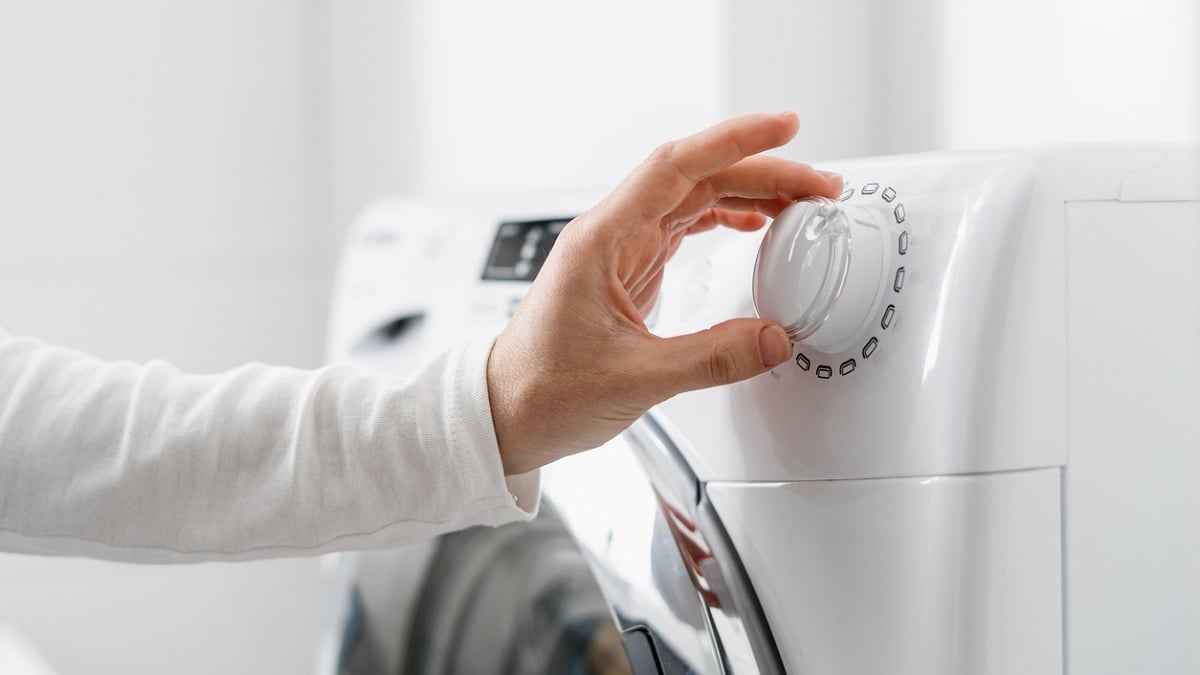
[705,468,1062,675]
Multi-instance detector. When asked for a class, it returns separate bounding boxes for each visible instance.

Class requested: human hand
[487,112,843,474]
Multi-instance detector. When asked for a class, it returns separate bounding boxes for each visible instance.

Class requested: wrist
[485,334,540,475]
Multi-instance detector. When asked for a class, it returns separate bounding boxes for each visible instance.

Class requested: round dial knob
[753,197,890,355]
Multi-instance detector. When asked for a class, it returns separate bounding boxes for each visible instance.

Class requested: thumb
[647,319,791,398]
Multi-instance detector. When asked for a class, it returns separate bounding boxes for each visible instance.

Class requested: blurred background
[0,0,1195,673]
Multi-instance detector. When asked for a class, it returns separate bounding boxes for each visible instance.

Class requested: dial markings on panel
[882,304,895,329]
[795,353,811,371]
[863,337,878,359]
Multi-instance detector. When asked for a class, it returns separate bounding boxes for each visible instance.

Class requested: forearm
[0,329,537,563]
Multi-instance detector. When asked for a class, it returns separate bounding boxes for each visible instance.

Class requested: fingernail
[819,169,843,184]
[758,325,791,368]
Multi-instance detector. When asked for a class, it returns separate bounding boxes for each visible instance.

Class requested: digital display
[481,217,573,281]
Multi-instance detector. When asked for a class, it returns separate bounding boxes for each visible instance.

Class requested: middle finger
[663,156,842,229]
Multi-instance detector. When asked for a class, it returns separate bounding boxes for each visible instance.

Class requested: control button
[795,352,811,371]
[839,187,854,201]
[816,365,833,379]
[898,231,909,255]
[861,183,879,195]
[863,337,878,359]
[881,304,895,329]
[839,359,856,376]
[894,204,906,223]
[893,267,906,292]
[882,187,897,202]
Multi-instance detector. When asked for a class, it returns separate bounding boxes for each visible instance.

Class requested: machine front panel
[652,151,1074,481]
[706,469,1064,675]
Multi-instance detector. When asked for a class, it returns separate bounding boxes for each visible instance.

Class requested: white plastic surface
[0,628,57,675]
[706,470,1063,675]
[326,189,603,377]
[652,145,1192,482]
[1118,144,1200,202]
[1065,200,1200,674]
[657,150,1059,480]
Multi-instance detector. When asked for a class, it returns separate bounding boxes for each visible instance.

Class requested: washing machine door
[543,417,786,675]
[319,511,633,675]
[316,415,778,675]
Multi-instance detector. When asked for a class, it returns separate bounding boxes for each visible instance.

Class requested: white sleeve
[0,327,539,563]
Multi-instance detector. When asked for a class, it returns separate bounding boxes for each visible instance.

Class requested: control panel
[481,217,570,282]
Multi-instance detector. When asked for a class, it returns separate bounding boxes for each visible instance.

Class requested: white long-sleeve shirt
[0,327,538,563]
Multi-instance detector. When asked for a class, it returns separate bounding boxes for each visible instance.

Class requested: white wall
[725,0,892,160]
[937,0,1198,148]
[0,2,328,674]
[323,0,730,245]
[0,2,333,370]
[728,0,1198,157]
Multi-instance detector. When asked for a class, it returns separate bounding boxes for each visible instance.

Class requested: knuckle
[647,141,677,165]
[706,342,740,385]
[646,141,696,184]
[727,134,749,160]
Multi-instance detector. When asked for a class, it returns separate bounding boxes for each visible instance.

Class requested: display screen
[481,217,573,281]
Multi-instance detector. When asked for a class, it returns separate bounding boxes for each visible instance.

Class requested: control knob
[752,197,890,355]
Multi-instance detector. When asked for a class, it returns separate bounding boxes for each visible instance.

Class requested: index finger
[615,112,801,223]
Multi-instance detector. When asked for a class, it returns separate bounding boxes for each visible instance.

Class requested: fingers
[642,319,791,400]
[685,208,766,233]
[614,112,802,223]
[664,156,843,228]
[707,197,795,219]
[712,156,843,200]
[656,112,801,182]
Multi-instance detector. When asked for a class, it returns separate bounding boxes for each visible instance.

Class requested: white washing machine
[321,145,1199,674]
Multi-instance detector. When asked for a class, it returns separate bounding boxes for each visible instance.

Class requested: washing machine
[320,145,1199,674]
